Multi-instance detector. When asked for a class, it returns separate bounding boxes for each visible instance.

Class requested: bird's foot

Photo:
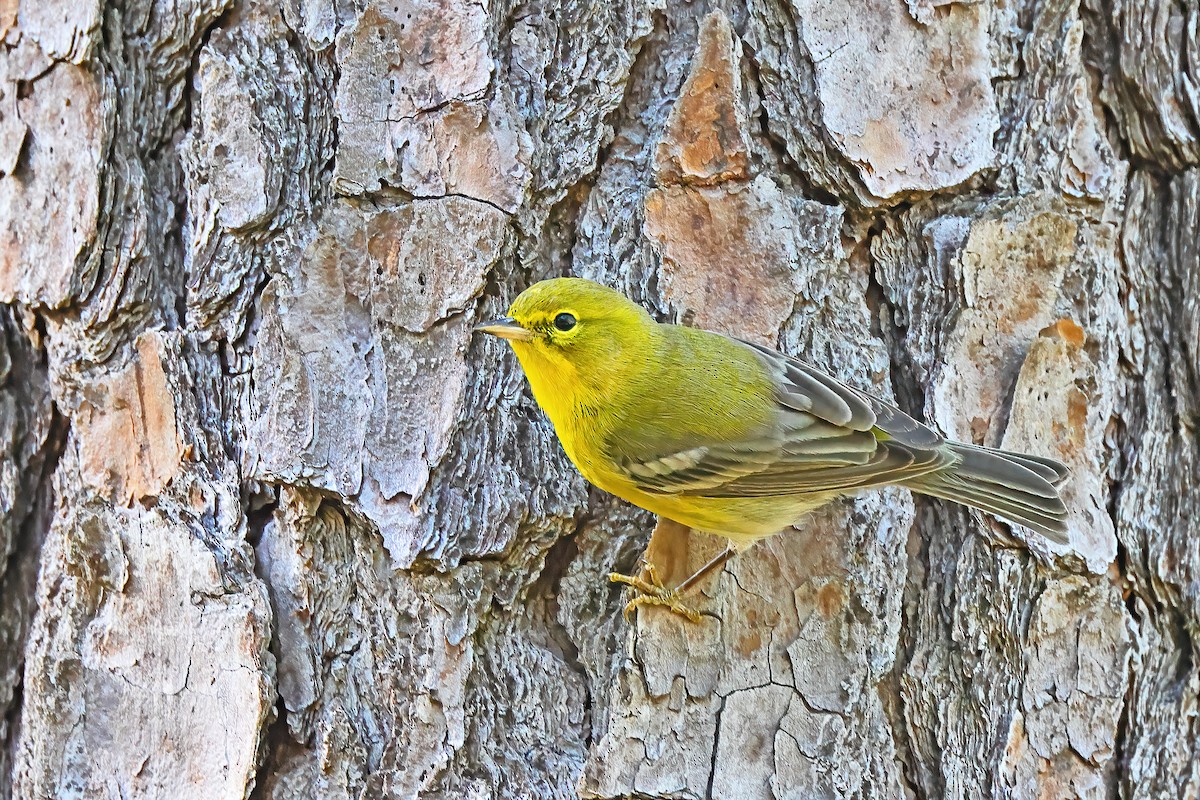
[608,563,703,623]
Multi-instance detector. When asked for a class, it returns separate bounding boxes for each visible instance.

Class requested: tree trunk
[1,0,1196,797]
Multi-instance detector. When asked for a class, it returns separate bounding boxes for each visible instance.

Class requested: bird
[475,277,1070,621]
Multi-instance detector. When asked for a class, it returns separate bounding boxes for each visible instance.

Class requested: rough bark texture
[0,0,1196,798]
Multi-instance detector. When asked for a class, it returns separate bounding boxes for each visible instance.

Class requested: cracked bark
[0,0,1196,798]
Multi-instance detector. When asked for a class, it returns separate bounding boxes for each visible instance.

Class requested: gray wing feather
[742,340,943,449]
[617,337,950,498]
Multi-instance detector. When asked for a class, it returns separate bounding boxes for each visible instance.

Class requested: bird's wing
[615,337,952,498]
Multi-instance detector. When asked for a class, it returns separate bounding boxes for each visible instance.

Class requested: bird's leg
[609,546,737,623]
[673,546,737,594]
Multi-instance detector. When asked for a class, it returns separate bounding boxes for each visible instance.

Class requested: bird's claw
[609,563,703,623]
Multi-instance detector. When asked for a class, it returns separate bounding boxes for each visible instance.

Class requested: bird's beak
[474,316,534,342]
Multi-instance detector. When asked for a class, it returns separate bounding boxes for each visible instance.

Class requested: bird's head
[475,277,654,399]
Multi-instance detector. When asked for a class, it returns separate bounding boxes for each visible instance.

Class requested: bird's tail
[903,442,1070,543]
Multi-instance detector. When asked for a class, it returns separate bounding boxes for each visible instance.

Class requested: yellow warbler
[477,278,1069,620]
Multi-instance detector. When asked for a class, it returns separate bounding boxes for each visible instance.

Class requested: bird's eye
[553,313,576,332]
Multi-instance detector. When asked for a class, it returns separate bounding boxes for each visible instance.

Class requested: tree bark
[0,0,1196,798]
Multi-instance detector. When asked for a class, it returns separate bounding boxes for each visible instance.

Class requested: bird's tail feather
[903,442,1070,543]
